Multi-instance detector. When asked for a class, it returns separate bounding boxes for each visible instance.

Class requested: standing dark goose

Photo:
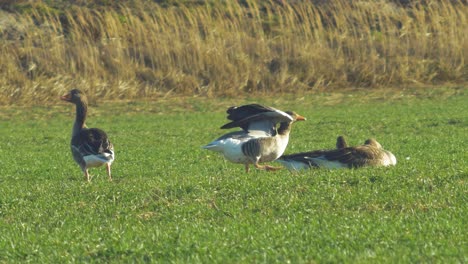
[61,89,115,182]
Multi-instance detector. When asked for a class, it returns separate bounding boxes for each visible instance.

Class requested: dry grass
[0,0,466,105]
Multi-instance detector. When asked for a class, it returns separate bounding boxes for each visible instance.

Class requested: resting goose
[203,104,306,172]
[61,89,115,182]
[277,136,396,171]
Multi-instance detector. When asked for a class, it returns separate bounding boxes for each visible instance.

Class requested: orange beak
[60,93,71,102]
[296,114,306,121]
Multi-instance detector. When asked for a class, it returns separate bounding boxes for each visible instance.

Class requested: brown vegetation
[0,0,466,105]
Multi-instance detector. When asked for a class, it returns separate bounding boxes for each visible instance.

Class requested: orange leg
[84,169,90,182]
[106,163,112,181]
[264,165,282,171]
[254,163,282,171]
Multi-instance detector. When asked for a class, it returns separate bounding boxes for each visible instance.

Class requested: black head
[336,136,348,149]
[60,89,86,104]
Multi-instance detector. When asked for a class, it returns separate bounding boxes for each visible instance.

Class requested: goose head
[276,111,306,136]
[336,136,348,149]
[364,138,397,166]
[284,111,306,123]
[61,89,89,132]
[60,89,87,105]
[364,138,382,149]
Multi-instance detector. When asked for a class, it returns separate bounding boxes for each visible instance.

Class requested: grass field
[0,87,466,262]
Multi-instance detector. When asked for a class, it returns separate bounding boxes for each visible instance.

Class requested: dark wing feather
[225,104,276,122]
[221,104,278,131]
[220,104,292,136]
[72,128,113,156]
[317,146,379,167]
[279,150,330,167]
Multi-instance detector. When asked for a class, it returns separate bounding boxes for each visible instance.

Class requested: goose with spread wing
[61,89,115,182]
[277,136,396,171]
[203,104,306,172]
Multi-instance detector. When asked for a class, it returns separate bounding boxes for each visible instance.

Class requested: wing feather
[72,128,113,157]
[220,104,293,135]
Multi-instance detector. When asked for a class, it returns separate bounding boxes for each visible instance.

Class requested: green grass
[0,88,466,263]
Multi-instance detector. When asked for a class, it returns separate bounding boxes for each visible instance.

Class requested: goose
[203,104,306,172]
[61,89,115,182]
[277,136,396,171]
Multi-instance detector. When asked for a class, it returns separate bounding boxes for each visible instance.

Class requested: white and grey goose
[61,89,115,182]
[277,136,396,171]
[203,104,306,172]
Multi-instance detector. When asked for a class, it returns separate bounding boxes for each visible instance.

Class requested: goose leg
[254,163,282,171]
[106,163,112,181]
[244,164,250,173]
[84,169,90,182]
[264,165,282,171]
[254,163,265,170]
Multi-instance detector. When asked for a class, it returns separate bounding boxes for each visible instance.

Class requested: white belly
[382,152,397,166]
[276,159,311,171]
[203,137,251,164]
[83,153,114,168]
[307,156,348,169]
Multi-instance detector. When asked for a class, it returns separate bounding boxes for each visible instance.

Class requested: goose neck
[72,100,87,136]
[277,121,292,136]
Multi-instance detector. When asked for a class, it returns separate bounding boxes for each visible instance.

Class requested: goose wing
[221,104,292,135]
[224,104,275,121]
[72,128,114,158]
[307,146,379,168]
[279,150,329,167]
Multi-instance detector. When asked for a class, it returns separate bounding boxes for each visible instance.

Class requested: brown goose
[61,89,115,182]
[203,104,306,172]
[277,136,396,171]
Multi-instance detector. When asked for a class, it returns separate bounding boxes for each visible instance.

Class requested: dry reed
[0,0,466,105]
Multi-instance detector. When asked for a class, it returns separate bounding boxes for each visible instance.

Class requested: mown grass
[0,87,466,262]
[0,0,466,104]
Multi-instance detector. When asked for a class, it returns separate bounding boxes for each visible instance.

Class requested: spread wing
[220,104,292,136]
[225,104,276,122]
